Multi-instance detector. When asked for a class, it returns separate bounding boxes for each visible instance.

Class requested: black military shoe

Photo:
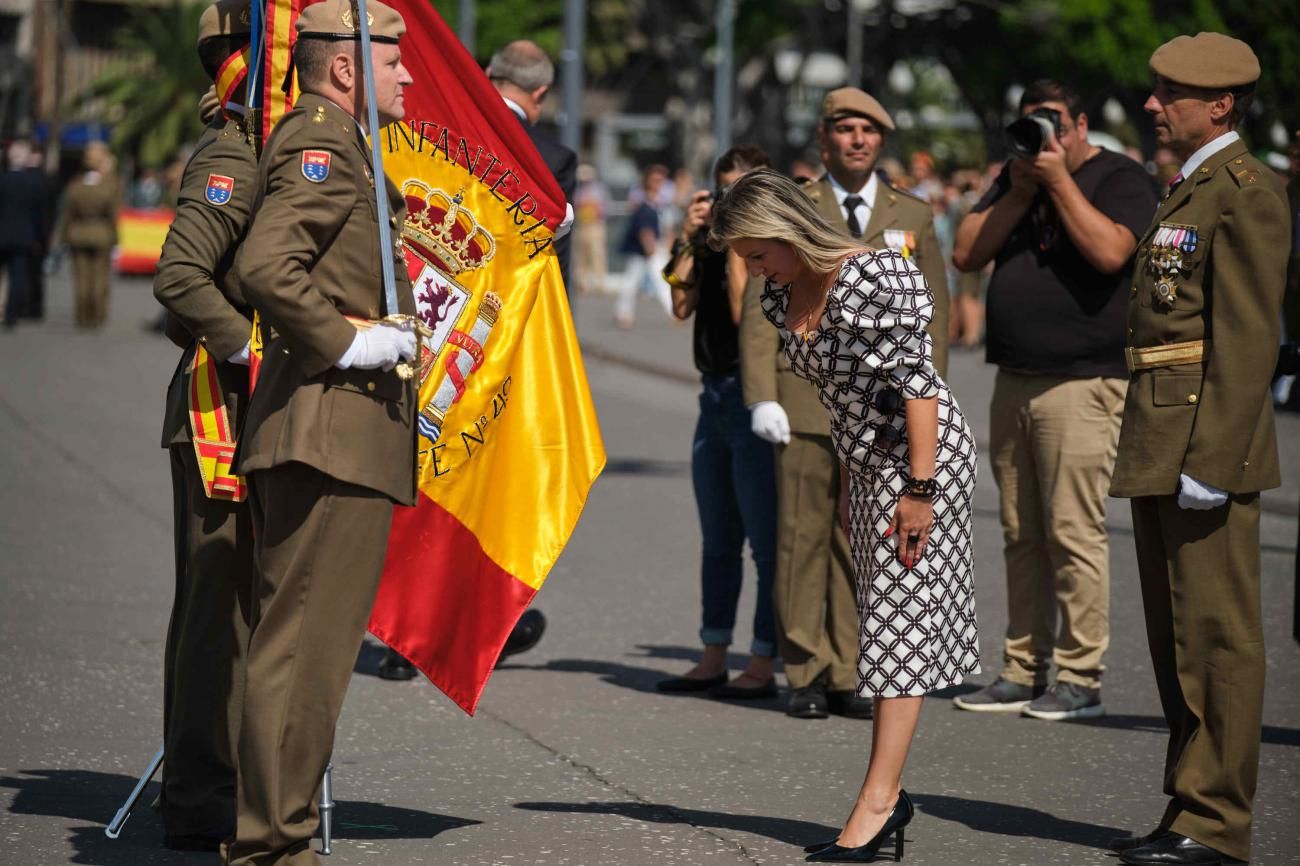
[827,690,874,719]
[497,609,547,664]
[786,684,829,719]
[164,832,226,852]
[1110,828,1169,854]
[1120,832,1245,865]
[377,648,418,681]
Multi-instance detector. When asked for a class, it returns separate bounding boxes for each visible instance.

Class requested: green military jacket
[61,172,119,250]
[234,93,417,505]
[1110,139,1290,497]
[155,115,258,448]
[738,174,949,435]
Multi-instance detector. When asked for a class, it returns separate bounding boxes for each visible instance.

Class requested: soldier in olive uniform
[738,88,946,720]
[62,141,119,329]
[1108,33,1290,866]
[150,0,257,851]
[225,2,416,862]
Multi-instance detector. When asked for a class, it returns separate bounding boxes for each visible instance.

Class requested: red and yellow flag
[367,0,605,714]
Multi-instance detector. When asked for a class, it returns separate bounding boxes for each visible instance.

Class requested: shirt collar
[502,97,528,123]
[827,171,878,208]
[1179,130,1240,179]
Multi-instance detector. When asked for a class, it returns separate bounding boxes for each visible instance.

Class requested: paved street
[1,271,1298,866]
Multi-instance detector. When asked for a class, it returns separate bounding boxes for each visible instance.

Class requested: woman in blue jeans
[655,146,779,699]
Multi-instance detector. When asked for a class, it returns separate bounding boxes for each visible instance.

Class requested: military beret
[296,0,406,44]
[821,87,895,131]
[197,0,252,45]
[1150,32,1260,90]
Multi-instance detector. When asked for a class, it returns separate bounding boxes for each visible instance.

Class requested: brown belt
[1125,339,1206,373]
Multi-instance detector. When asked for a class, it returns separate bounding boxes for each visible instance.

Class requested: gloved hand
[335,321,417,371]
[750,400,791,445]
[1177,473,1228,510]
[226,341,251,366]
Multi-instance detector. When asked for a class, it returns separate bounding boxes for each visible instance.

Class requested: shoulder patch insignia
[205,173,234,206]
[301,150,331,183]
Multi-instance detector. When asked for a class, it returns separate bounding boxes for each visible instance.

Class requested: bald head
[486,39,554,124]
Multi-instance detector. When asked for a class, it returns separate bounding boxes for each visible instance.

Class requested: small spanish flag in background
[364,0,606,714]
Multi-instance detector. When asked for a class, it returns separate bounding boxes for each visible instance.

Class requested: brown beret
[1150,32,1260,90]
[197,0,252,45]
[821,87,895,131]
[296,0,406,44]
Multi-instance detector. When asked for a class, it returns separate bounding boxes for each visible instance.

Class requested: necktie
[843,194,864,238]
[1166,172,1184,196]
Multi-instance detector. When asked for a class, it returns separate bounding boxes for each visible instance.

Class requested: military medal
[1147,223,1197,309]
[883,229,917,259]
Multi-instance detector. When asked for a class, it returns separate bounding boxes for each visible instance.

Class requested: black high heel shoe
[804,790,914,862]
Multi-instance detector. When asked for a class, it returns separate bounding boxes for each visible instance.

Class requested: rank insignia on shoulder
[205,173,234,206]
[301,150,331,183]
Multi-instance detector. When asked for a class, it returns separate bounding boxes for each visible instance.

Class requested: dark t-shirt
[691,249,739,375]
[975,148,1157,378]
[619,201,659,255]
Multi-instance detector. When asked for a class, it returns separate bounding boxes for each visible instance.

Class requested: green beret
[1150,32,1260,90]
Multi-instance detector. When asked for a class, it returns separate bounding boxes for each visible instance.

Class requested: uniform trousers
[773,432,857,691]
[70,247,111,328]
[1,245,44,324]
[989,370,1124,689]
[226,462,394,866]
[1131,493,1264,862]
[163,445,253,836]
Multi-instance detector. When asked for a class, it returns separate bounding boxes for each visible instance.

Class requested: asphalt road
[1,272,1297,866]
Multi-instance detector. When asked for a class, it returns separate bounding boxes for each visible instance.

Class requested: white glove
[1177,473,1228,510]
[226,341,251,366]
[750,401,791,445]
[335,322,417,371]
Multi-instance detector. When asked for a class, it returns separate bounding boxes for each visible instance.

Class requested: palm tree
[74,2,209,168]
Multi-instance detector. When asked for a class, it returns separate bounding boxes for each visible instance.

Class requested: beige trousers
[989,370,1124,689]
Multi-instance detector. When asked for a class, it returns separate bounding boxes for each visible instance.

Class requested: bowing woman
[709,169,980,863]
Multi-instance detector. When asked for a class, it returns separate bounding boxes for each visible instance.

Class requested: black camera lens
[1004,108,1062,159]
[872,387,903,415]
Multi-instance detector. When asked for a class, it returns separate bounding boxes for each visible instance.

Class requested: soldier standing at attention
[151,0,257,851]
[1107,33,1290,866]
[738,87,947,720]
[224,1,416,862]
[62,141,119,329]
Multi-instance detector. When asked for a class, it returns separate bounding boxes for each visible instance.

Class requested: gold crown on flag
[402,181,497,276]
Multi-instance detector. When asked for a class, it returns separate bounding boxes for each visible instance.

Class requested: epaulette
[886,181,929,207]
[1226,156,1262,187]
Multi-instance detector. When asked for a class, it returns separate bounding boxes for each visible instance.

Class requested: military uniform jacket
[61,172,119,250]
[234,93,417,505]
[156,116,258,448]
[1110,140,1289,498]
[739,175,948,435]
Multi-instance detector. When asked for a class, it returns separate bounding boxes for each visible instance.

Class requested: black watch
[903,477,937,499]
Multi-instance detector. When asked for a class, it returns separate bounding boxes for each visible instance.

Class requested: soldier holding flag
[151,0,257,851]
[224,1,417,862]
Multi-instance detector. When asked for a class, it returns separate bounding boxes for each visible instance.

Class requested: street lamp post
[458,0,475,57]
[560,0,584,153]
[713,0,735,158]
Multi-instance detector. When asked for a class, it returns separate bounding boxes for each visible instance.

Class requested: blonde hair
[708,167,863,276]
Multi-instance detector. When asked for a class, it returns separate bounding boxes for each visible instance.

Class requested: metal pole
[319,763,335,855]
[560,0,585,153]
[846,0,863,87]
[353,0,397,320]
[458,0,475,57]
[105,747,165,839]
[713,0,735,157]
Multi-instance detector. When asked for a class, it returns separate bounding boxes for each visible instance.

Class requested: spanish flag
[366,0,605,714]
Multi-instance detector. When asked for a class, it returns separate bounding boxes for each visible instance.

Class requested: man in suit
[225,1,417,861]
[150,0,257,850]
[738,87,946,720]
[1107,33,1290,866]
[0,138,53,327]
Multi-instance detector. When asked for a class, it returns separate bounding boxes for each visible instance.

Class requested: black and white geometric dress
[762,250,980,697]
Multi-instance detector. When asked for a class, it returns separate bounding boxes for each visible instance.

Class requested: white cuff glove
[556,202,575,240]
[1177,473,1228,510]
[225,341,251,366]
[749,400,791,445]
[335,322,417,371]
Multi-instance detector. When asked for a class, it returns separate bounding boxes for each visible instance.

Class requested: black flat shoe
[377,649,419,681]
[498,609,547,663]
[711,678,778,699]
[656,672,727,692]
[828,690,874,719]
[1120,832,1245,865]
[1110,828,1169,854]
[788,684,830,719]
[806,790,914,862]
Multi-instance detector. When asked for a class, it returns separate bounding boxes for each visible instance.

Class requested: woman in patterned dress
[709,169,979,863]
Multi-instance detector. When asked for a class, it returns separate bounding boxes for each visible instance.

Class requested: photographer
[951,80,1156,720]
[654,145,780,699]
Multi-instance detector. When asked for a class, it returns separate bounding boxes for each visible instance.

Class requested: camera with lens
[1005,107,1063,158]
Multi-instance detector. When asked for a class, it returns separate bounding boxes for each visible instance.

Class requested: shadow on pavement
[603,457,690,477]
[1065,714,1300,747]
[912,792,1125,849]
[331,798,481,840]
[513,799,836,846]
